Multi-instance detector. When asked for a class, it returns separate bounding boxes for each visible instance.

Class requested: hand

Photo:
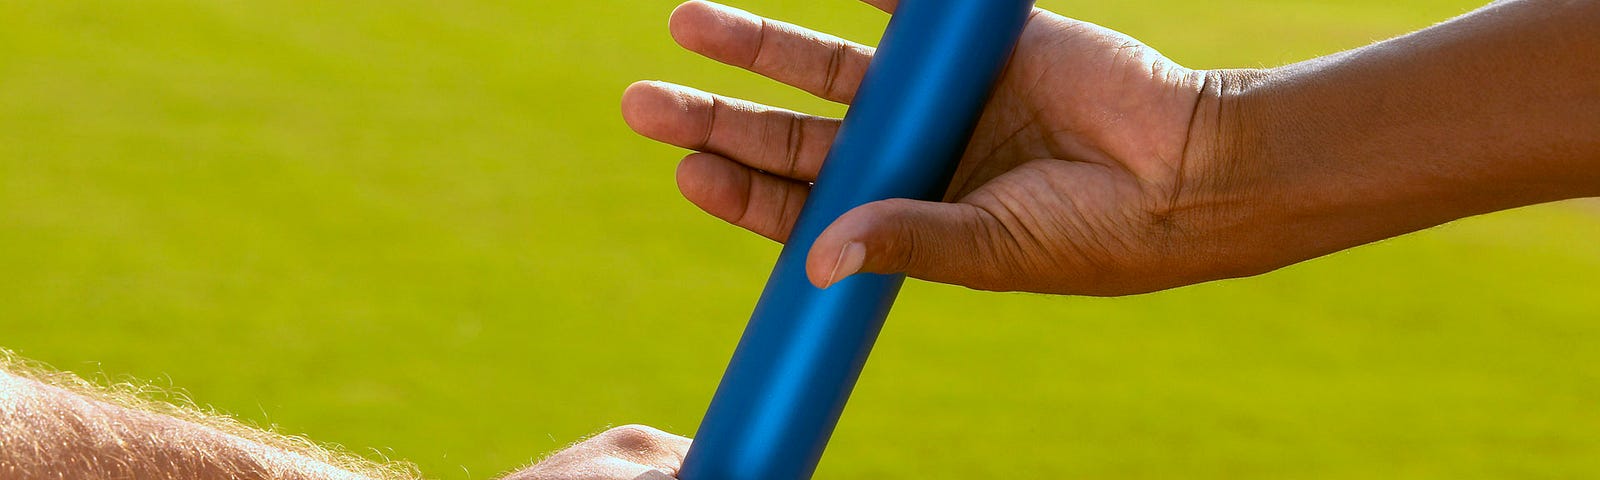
[503,426,690,480]
[626,0,1600,297]
[622,0,1242,296]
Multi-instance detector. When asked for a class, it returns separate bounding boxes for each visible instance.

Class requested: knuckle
[597,424,665,452]
[963,217,1023,291]
[856,199,920,272]
[857,198,916,226]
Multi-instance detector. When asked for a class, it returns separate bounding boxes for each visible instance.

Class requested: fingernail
[825,242,866,289]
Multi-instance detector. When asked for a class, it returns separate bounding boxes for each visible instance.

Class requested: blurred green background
[2,0,1597,478]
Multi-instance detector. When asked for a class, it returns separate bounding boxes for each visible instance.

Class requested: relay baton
[677,1,1037,479]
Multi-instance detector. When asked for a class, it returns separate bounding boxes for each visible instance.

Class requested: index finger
[670,1,875,103]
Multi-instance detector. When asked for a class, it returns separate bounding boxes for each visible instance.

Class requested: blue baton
[677,1,1036,479]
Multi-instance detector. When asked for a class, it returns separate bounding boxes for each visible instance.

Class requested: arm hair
[0,349,421,480]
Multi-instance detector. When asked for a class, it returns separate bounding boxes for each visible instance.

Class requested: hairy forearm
[1194,0,1600,268]
[0,365,409,480]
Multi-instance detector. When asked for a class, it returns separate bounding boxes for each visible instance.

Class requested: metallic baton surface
[678,1,1036,479]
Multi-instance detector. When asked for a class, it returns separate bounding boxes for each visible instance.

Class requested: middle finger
[622,81,837,182]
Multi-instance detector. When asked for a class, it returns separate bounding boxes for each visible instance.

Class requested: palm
[935,15,1208,292]
[952,18,1195,204]
[623,1,1209,294]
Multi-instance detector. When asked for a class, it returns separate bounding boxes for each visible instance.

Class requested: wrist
[1184,51,1596,281]
[1168,67,1294,280]
[1183,63,1469,275]
[1172,63,1454,278]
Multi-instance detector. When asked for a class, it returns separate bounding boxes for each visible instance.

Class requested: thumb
[806,198,1017,290]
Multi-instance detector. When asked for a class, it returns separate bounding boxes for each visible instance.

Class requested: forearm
[0,365,408,480]
[1196,0,1600,268]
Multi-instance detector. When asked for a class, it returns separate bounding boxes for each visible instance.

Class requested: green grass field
[3,0,1598,478]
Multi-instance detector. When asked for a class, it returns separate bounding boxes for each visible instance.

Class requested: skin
[500,426,690,480]
[5,0,1597,479]
[621,0,1599,296]
[0,368,380,480]
[1,366,689,480]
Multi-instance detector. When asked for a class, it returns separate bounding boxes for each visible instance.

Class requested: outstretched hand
[625,0,1600,296]
[623,0,1236,296]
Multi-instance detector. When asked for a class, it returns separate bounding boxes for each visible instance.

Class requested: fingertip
[676,153,749,223]
[668,1,716,49]
[805,239,866,289]
[620,80,653,109]
[620,80,670,134]
[668,1,715,41]
[807,214,874,288]
[806,229,840,288]
[668,1,757,63]
[807,198,968,286]
[621,81,712,148]
[804,241,832,288]
[829,242,868,288]
[621,80,674,111]
[805,249,835,289]
[674,152,718,200]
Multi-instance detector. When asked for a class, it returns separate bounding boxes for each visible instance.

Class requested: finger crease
[822,41,848,101]
[731,166,757,227]
[785,115,805,179]
[972,207,1022,279]
[748,18,772,70]
[897,219,918,274]
[771,181,796,242]
[699,95,720,151]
